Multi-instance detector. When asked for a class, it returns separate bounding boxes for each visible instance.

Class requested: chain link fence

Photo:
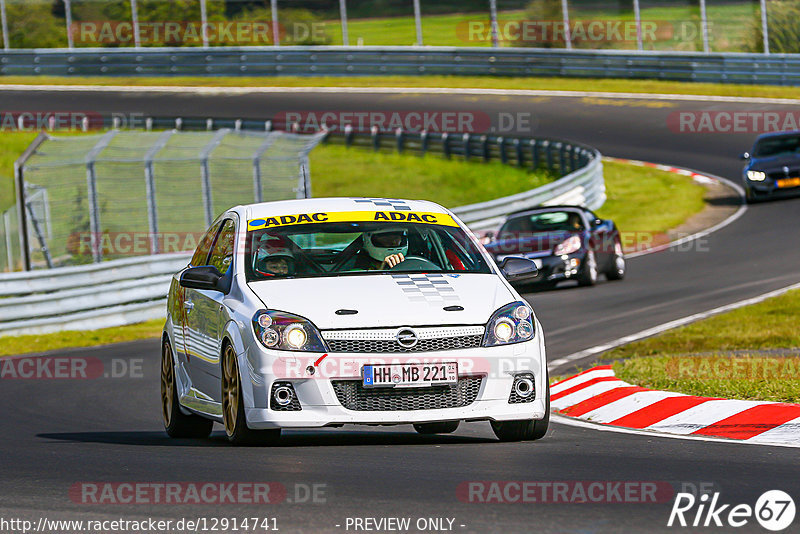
[11,129,324,270]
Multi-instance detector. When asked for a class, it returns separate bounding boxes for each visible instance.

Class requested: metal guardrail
[0,116,604,336]
[0,253,190,335]
[2,46,800,85]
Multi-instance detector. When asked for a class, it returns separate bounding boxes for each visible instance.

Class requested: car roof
[240,197,449,221]
[506,205,589,218]
[754,130,800,142]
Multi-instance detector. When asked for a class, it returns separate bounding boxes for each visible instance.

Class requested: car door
[184,218,236,401]
[586,211,613,268]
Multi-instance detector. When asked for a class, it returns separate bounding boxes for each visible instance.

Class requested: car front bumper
[241,330,547,429]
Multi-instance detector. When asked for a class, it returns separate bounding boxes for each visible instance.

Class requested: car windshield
[245,220,492,281]
[754,135,800,158]
[498,211,584,237]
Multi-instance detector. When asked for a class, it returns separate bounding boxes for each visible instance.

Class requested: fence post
[514,138,523,167]
[130,0,141,48]
[339,0,349,46]
[560,0,572,50]
[0,0,9,50]
[85,131,117,263]
[498,137,506,164]
[488,0,499,48]
[371,125,380,151]
[253,133,277,204]
[15,133,50,271]
[759,0,769,54]
[420,130,428,155]
[200,129,228,226]
[544,140,553,170]
[3,211,12,271]
[462,133,471,160]
[395,128,404,153]
[64,0,74,49]
[271,0,280,46]
[25,197,52,269]
[481,135,489,162]
[530,139,539,170]
[442,133,451,159]
[557,142,566,174]
[143,130,173,255]
[633,0,642,51]
[699,0,709,53]
[413,0,423,46]
[200,0,209,48]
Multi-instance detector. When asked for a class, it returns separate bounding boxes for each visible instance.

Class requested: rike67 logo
[668,490,795,531]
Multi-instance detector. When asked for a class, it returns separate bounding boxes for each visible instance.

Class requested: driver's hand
[381,253,405,269]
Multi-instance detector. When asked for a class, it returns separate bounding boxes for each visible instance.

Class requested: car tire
[413,421,460,434]
[605,241,626,281]
[161,340,214,439]
[221,343,281,446]
[577,250,598,287]
[490,379,550,442]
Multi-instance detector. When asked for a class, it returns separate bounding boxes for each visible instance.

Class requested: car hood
[750,155,800,171]
[485,230,577,256]
[247,273,515,329]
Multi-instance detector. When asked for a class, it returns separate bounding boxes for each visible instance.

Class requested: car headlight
[252,310,327,352]
[483,301,535,347]
[746,170,766,182]
[554,234,582,256]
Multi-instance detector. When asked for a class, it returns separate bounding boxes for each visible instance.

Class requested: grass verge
[610,289,800,403]
[1,75,799,100]
[0,319,164,357]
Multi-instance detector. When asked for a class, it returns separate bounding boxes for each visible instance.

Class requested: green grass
[309,143,557,207]
[3,75,798,100]
[610,289,800,402]
[0,132,38,212]
[0,319,165,357]
[597,160,706,244]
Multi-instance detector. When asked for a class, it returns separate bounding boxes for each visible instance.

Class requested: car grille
[768,169,800,180]
[331,376,483,411]
[322,326,485,353]
[326,335,482,353]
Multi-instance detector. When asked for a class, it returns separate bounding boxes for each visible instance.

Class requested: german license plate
[776,177,800,188]
[362,362,458,388]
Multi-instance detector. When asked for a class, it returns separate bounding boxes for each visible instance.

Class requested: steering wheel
[389,255,442,271]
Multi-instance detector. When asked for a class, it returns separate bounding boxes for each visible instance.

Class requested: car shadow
[37,429,496,448]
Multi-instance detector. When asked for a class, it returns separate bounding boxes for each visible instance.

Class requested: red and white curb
[551,366,800,447]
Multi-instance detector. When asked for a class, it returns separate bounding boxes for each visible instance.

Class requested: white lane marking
[547,281,800,371]
[747,416,800,445]
[550,368,614,395]
[550,380,630,411]
[646,399,761,435]
[579,390,685,423]
[552,414,800,449]
[2,84,800,105]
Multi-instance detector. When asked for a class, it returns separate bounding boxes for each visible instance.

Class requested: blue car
[742,131,800,203]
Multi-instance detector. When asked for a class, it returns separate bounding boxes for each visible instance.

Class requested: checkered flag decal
[392,274,461,304]
[353,198,412,211]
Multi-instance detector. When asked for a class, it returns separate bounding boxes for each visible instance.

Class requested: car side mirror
[485,230,495,240]
[499,257,538,283]
[180,265,224,291]
[741,152,750,160]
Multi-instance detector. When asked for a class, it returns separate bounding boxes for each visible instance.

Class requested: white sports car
[161,197,549,445]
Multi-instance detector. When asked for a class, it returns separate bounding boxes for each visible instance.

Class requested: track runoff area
[1,84,800,533]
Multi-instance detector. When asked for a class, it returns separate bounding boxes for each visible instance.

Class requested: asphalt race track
[2,86,800,533]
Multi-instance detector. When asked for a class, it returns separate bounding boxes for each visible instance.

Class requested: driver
[255,244,296,277]
[354,227,408,270]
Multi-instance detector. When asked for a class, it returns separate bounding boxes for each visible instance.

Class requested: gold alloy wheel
[221,344,239,437]
[160,343,174,428]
